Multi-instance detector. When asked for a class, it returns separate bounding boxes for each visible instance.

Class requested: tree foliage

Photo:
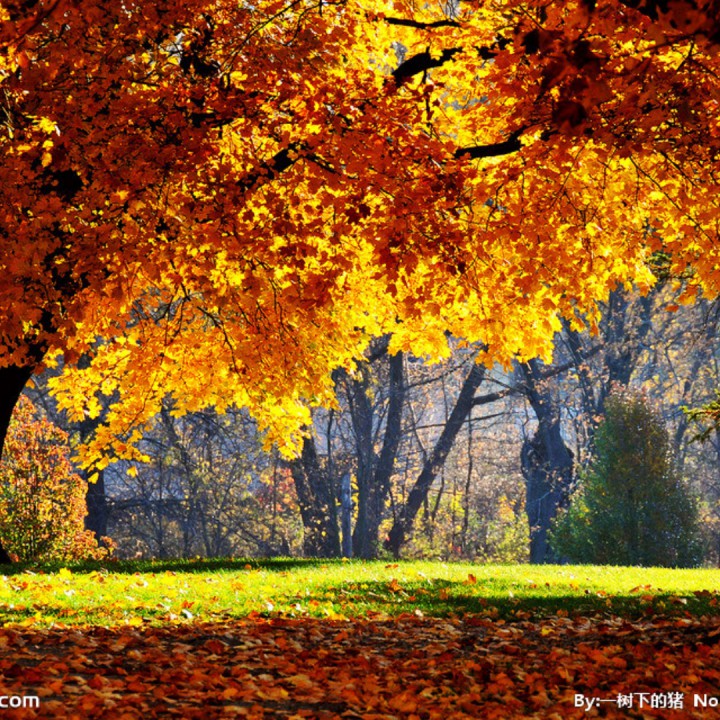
[3,0,720,471]
[0,396,110,561]
[551,389,703,567]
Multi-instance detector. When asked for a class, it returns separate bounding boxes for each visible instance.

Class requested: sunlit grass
[1,558,719,627]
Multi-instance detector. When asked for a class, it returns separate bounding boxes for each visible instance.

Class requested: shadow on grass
[0,556,346,577]
[310,578,719,621]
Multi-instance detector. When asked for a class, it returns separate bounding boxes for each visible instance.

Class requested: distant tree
[107,407,299,559]
[0,397,110,562]
[289,434,342,558]
[518,358,575,564]
[551,390,703,567]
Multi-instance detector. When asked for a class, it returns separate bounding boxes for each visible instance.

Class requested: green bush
[551,389,703,567]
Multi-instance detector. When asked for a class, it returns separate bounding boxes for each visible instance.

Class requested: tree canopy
[2,0,720,467]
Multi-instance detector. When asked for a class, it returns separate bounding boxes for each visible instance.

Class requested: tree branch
[237,141,305,192]
[392,48,463,83]
[455,127,525,160]
[385,17,461,30]
[392,37,512,84]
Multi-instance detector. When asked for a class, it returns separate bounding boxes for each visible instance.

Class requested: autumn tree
[0,396,108,562]
[288,337,404,558]
[386,353,528,560]
[386,358,487,556]
[4,0,720,562]
[515,286,656,562]
[288,342,523,560]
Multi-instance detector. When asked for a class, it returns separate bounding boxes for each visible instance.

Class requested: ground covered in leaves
[2,613,720,719]
[2,562,720,718]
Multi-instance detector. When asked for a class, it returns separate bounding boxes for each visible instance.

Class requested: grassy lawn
[2,558,720,627]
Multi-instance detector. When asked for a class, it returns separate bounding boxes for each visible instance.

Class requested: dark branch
[237,142,305,192]
[615,0,668,21]
[476,38,512,60]
[471,342,604,407]
[385,17,461,30]
[471,388,515,407]
[455,127,525,160]
[392,37,512,84]
[392,48,463,83]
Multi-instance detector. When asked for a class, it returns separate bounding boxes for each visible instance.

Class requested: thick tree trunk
[349,350,406,559]
[289,435,341,558]
[386,361,485,558]
[0,365,34,455]
[519,360,574,564]
[521,430,573,563]
[0,364,36,563]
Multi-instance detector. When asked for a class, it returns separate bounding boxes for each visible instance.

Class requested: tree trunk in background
[340,472,353,557]
[348,364,375,558]
[85,470,109,541]
[595,289,653,413]
[386,361,486,557]
[0,364,36,564]
[519,360,574,563]
[564,287,654,436]
[521,430,574,563]
[73,404,111,545]
[350,349,405,559]
[368,350,405,556]
[290,435,341,557]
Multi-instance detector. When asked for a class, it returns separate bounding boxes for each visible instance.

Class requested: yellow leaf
[37,117,56,134]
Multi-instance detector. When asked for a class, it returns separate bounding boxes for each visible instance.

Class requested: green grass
[1,558,720,627]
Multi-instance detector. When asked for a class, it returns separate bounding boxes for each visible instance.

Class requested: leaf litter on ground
[1,560,720,718]
[3,614,720,719]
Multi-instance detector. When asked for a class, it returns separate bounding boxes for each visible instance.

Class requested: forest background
[9,282,720,567]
